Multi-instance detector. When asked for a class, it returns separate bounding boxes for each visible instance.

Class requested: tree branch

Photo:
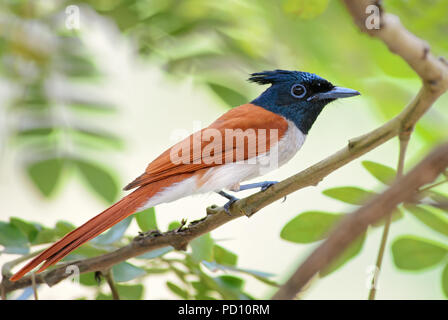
[343,0,448,89]
[1,0,447,297]
[272,142,448,300]
[271,0,448,300]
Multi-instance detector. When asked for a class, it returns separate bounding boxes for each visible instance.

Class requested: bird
[10,69,360,281]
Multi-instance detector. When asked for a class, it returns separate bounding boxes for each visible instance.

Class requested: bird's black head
[249,70,360,134]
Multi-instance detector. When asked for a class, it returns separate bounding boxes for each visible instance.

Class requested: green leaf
[32,228,57,245]
[406,205,448,236]
[216,275,244,290]
[112,262,146,282]
[71,128,123,150]
[428,191,448,212]
[192,280,209,294]
[79,272,102,287]
[94,281,144,300]
[201,261,278,287]
[198,273,244,300]
[144,267,170,275]
[429,191,448,203]
[27,158,65,197]
[320,233,366,277]
[16,128,54,140]
[392,236,448,270]
[0,222,29,254]
[323,187,376,205]
[166,281,189,299]
[196,272,235,300]
[213,245,238,266]
[54,220,76,238]
[168,221,181,230]
[190,233,214,263]
[14,84,48,110]
[75,159,119,203]
[91,216,133,245]
[117,284,144,300]
[104,2,141,31]
[168,264,189,284]
[96,293,112,300]
[9,217,38,242]
[362,161,397,185]
[283,0,330,19]
[280,211,343,243]
[136,207,157,232]
[195,294,217,300]
[213,275,253,299]
[68,100,116,114]
[208,83,247,108]
[442,264,448,298]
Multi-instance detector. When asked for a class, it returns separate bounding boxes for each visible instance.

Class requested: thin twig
[419,179,448,192]
[102,270,120,300]
[368,211,392,299]
[368,134,410,300]
[1,249,44,277]
[31,272,38,300]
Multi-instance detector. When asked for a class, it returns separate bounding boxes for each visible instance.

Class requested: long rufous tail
[10,174,190,282]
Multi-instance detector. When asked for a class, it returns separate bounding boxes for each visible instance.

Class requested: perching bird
[10,70,360,281]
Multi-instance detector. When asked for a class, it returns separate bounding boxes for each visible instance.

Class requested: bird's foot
[260,181,278,191]
[216,191,240,215]
[223,198,238,215]
[254,181,286,201]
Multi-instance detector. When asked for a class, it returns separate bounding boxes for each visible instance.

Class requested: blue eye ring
[291,84,306,98]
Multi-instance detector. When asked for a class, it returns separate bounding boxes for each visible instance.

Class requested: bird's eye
[291,84,306,98]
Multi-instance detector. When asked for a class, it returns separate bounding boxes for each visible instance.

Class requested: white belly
[139,121,305,210]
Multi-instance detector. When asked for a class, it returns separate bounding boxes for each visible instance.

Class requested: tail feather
[10,174,192,282]
[36,206,129,273]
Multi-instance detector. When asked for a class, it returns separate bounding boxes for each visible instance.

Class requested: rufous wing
[124,104,289,190]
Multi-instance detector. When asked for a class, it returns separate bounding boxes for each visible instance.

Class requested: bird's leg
[216,191,239,215]
[233,181,287,202]
[217,181,284,215]
[237,181,279,192]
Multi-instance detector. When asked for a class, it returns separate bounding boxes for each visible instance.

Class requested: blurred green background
[0,0,447,300]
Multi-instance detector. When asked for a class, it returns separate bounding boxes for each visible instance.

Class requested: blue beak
[307,86,360,102]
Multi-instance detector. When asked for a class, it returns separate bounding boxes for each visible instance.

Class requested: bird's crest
[248,69,323,85]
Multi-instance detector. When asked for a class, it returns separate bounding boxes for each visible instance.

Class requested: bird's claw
[223,198,238,215]
[217,190,240,215]
[260,181,278,191]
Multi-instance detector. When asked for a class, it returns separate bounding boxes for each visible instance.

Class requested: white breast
[275,120,307,167]
[139,120,306,210]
